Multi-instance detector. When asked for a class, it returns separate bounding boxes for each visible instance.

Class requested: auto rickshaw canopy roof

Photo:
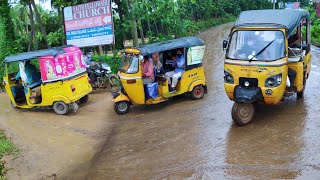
[4,45,74,63]
[136,36,204,56]
[234,9,310,37]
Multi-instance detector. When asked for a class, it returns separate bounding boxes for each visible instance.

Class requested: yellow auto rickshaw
[113,36,207,114]
[223,9,311,125]
[2,45,92,115]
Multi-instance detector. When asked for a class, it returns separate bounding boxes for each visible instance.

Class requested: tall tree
[0,0,16,61]
[30,0,50,48]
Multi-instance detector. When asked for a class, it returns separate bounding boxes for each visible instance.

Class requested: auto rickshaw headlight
[265,74,282,87]
[224,71,234,84]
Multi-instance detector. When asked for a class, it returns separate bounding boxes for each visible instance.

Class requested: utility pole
[273,0,276,9]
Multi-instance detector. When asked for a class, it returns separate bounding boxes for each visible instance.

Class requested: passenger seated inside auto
[141,55,154,84]
[164,49,185,92]
[152,52,163,75]
[14,60,41,86]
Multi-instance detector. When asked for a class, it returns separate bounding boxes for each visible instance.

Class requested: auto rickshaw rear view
[223,9,311,125]
[2,45,92,115]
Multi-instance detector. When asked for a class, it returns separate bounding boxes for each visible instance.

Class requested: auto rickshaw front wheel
[114,101,130,115]
[53,101,70,115]
[231,102,255,126]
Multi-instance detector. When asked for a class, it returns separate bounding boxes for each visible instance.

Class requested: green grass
[0,131,16,179]
[0,133,14,158]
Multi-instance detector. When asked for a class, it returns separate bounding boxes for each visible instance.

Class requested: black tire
[191,85,205,100]
[114,101,130,115]
[108,76,121,93]
[53,101,70,115]
[297,75,306,99]
[231,102,255,126]
[79,95,89,104]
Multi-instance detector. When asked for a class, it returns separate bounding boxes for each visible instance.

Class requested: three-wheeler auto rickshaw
[223,9,311,125]
[2,45,92,115]
[113,36,207,114]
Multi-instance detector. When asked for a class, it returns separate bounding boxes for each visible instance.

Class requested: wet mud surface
[0,90,120,179]
[1,23,320,179]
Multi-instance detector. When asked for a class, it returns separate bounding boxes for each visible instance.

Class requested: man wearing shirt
[142,56,154,84]
[152,52,162,75]
[83,50,95,82]
[165,49,185,92]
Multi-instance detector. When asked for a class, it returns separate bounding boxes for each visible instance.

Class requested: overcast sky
[35,0,51,10]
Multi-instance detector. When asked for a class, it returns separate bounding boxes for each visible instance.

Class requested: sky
[35,0,52,10]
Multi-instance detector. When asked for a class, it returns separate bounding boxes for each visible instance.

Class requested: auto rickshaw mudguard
[234,86,264,103]
[188,79,206,93]
[113,93,131,103]
[49,95,71,105]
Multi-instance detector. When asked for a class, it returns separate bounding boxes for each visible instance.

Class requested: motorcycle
[89,62,120,92]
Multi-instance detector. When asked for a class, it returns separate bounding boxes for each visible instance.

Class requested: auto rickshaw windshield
[119,54,139,74]
[227,30,285,61]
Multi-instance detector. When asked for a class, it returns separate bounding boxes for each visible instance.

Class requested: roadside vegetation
[0,131,16,179]
[0,0,277,87]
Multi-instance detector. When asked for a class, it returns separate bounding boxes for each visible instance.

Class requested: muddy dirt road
[0,90,121,179]
[65,23,320,179]
[1,23,320,179]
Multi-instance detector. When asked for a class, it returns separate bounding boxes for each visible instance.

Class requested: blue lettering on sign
[66,25,113,40]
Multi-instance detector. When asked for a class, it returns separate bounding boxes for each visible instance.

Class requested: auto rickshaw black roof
[4,45,74,63]
[234,9,310,37]
[137,36,204,56]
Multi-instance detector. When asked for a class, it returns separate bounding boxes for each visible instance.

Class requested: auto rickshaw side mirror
[223,40,228,50]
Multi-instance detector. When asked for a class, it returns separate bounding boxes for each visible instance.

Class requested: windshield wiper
[249,40,274,62]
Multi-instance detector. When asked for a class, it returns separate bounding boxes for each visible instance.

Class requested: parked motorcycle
[89,62,120,92]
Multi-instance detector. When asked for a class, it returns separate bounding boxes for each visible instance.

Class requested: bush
[91,55,122,74]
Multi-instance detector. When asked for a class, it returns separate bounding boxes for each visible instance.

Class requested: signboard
[285,2,300,9]
[63,0,114,47]
[187,46,206,65]
[39,46,86,82]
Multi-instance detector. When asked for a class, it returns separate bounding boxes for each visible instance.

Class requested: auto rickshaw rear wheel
[79,95,89,104]
[114,101,130,115]
[191,85,205,100]
[231,102,255,126]
[53,101,70,115]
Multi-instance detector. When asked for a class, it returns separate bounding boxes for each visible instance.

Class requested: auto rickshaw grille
[239,78,258,87]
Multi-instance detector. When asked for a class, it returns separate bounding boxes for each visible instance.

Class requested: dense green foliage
[305,4,320,45]
[92,54,122,74]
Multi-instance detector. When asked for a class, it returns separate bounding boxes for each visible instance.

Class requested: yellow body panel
[224,26,311,105]
[113,94,131,103]
[117,57,207,105]
[224,61,287,105]
[4,68,92,108]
